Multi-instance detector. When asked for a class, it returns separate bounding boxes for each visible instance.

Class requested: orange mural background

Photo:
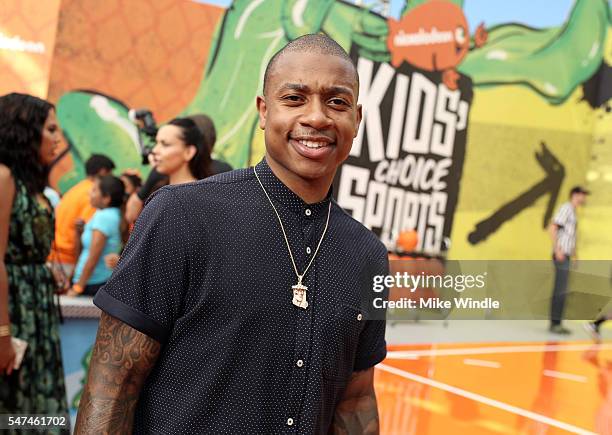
[47,0,224,121]
[0,0,61,98]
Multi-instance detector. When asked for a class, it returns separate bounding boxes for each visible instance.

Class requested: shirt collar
[253,158,332,219]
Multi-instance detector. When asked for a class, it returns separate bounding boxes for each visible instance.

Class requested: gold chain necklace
[253,166,331,309]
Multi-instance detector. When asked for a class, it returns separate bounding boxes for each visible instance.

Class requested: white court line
[377,363,596,435]
[387,343,612,359]
[463,358,501,369]
[543,370,588,383]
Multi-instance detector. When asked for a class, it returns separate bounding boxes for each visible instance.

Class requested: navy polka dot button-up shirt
[94,158,389,434]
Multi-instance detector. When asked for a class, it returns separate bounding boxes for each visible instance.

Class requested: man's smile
[290,132,335,150]
[289,136,335,159]
[300,139,328,149]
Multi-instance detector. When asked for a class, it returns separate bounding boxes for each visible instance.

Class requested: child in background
[103,171,142,270]
[68,175,125,297]
[120,170,142,196]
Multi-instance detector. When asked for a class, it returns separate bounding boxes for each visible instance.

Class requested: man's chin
[291,160,335,182]
[267,149,337,183]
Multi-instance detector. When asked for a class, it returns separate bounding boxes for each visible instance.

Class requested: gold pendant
[292,282,308,309]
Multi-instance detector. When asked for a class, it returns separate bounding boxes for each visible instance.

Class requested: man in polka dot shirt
[75,34,389,434]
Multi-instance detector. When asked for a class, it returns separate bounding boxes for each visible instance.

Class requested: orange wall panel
[0,0,61,97]
[47,0,224,121]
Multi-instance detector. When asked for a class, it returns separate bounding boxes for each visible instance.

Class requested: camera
[128,108,158,164]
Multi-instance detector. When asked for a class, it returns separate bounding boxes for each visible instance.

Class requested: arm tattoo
[75,313,161,434]
[331,369,380,434]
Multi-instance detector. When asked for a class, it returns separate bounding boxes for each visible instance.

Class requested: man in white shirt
[548,186,589,334]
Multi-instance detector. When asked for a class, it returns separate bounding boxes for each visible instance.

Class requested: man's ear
[354,104,363,138]
[256,96,267,130]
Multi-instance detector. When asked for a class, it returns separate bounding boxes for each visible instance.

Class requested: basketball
[397,229,419,253]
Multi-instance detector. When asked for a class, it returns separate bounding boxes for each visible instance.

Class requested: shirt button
[306,246,312,254]
[287,418,294,426]
[357,313,363,321]
[305,209,312,216]
[297,359,304,367]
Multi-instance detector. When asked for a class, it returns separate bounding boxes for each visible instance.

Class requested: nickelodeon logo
[0,32,46,54]
[392,27,465,47]
[386,0,487,90]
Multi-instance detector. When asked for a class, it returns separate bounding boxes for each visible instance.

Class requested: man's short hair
[85,154,115,176]
[263,33,358,95]
[570,186,590,197]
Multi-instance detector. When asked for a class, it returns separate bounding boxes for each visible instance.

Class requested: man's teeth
[298,139,327,149]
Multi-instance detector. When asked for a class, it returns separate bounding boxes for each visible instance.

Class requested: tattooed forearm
[75,313,161,435]
[332,393,379,434]
[331,368,380,435]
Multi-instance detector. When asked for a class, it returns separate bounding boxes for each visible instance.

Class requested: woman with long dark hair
[151,117,213,184]
[0,93,68,416]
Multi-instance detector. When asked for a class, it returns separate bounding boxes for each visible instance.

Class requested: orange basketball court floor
[376,340,612,435]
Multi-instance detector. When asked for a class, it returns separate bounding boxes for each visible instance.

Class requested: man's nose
[301,99,332,129]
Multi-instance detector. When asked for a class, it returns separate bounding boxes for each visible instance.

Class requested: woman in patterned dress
[0,93,69,423]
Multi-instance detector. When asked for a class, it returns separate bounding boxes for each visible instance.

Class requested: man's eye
[329,98,348,106]
[283,94,304,103]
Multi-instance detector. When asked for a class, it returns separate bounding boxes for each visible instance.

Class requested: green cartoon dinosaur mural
[56,92,151,192]
[459,0,609,104]
[56,0,611,185]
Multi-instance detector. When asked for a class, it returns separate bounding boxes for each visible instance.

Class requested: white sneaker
[583,322,601,342]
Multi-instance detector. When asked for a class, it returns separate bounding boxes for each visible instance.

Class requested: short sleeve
[90,209,117,237]
[94,187,190,343]
[553,204,571,227]
[353,245,389,371]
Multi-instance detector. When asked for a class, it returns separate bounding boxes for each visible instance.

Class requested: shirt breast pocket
[322,304,367,382]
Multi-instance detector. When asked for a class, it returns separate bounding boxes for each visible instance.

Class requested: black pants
[550,257,570,326]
